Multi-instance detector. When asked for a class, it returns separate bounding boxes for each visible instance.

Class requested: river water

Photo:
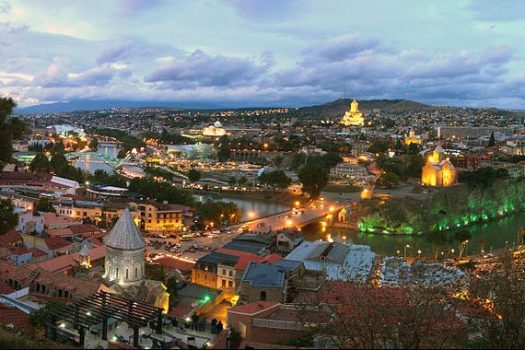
[302,212,525,257]
[72,143,119,174]
[193,194,290,221]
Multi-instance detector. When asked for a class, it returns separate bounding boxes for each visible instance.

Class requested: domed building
[421,145,457,187]
[340,99,365,127]
[203,120,227,138]
[104,209,146,286]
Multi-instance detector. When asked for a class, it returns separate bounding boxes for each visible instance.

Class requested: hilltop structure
[340,99,365,127]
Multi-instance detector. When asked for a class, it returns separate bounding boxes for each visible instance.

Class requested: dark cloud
[303,34,382,63]
[144,50,273,88]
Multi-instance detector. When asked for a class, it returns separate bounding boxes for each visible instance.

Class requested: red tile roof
[229,301,279,315]
[70,224,101,235]
[0,280,15,294]
[154,256,195,273]
[44,236,72,251]
[28,247,48,258]
[0,304,31,330]
[215,248,282,271]
[0,230,22,246]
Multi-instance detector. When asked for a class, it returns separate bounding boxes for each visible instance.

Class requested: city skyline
[1,0,525,109]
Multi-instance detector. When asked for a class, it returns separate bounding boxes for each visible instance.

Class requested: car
[212,230,220,234]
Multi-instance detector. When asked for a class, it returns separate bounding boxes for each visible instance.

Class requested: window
[228,280,233,288]
[126,269,129,280]
[116,268,119,279]
[229,270,233,277]
[260,291,267,301]
[222,269,226,275]
[222,280,226,287]
[135,267,138,278]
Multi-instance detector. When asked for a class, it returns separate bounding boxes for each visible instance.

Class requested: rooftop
[105,209,145,250]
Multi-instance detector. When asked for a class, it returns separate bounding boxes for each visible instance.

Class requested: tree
[488,132,496,147]
[378,172,400,189]
[454,229,471,257]
[290,153,307,171]
[49,153,69,175]
[0,199,18,235]
[9,117,28,139]
[34,198,55,213]
[0,97,16,163]
[238,176,248,186]
[188,169,201,182]
[298,163,328,199]
[29,153,50,173]
[89,137,99,151]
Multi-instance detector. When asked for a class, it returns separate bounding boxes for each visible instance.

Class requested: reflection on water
[302,212,525,257]
[193,195,289,221]
[72,144,119,174]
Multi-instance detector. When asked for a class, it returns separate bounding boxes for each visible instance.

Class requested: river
[72,143,119,174]
[193,194,290,221]
[302,211,525,258]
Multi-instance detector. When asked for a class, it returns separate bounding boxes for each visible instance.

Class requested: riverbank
[191,189,300,203]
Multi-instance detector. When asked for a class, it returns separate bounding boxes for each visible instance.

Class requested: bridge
[228,204,340,233]
[65,151,135,168]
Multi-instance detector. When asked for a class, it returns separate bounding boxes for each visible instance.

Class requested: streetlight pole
[404,244,410,259]
[417,249,422,258]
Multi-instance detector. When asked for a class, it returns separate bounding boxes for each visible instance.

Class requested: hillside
[296,98,444,118]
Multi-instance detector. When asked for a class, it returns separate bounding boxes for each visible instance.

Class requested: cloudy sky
[1,0,525,108]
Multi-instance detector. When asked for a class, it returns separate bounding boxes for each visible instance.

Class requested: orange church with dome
[421,145,457,187]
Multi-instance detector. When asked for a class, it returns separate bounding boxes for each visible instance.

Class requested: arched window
[126,269,129,280]
[260,291,267,301]
[135,267,138,278]
[116,268,119,279]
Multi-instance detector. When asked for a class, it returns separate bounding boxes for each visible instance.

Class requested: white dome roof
[214,121,223,128]
[105,209,145,250]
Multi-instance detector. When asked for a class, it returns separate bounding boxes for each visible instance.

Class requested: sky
[1,0,525,109]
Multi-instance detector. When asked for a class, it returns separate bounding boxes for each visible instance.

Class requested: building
[437,126,513,139]
[227,302,305,345]
[421,145,457,187]
[285,240,376,283]
[138,201,192,232]
[276,231,304,253]
[404,129,422,146]
[202,121,227,138]
[104,209,146,286]
[239,262,288,303]
[340,99,365,127]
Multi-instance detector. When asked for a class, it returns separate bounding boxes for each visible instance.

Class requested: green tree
[49,153,69,175]
[188,169,201,182]
[0,199,18,235]
[238,175,248,186]
[378,172,400,188]
[30,153,50,173]
[89,137,99,151]
[35,198,55,213]
[454,229,472,257]
[0,97,16,163]
[488,132,496,147]
[298,163,328,199]
[9,117,28,139]
[290,153,307,171]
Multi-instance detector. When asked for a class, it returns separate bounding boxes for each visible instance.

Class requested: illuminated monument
[421,145,457,187]
[340,99,365,127]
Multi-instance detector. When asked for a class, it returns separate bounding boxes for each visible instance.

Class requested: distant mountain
[14,100,228,114]
[296,98,445,118]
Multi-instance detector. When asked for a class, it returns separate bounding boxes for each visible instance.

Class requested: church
[340,99,365,127]
[421,145,457,187]
[103,209,170,313]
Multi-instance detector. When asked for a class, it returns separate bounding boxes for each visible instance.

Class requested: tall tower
[104,209,146,286]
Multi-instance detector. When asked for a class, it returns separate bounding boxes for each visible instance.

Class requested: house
[227,301,305,345]
[15,210,44,234]
[276,230,304,253]
[239,262,288,303]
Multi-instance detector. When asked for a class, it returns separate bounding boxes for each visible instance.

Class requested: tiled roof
[154,256,195,272]
[105,209,145,250]
[44,236,72,250]
[0,230,22,245]
[28,247,47,257]
[0,304,31,330]
[228,301,279,315]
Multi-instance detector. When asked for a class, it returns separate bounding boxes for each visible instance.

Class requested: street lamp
[451,248,455,257]
[404,244,410,258]
[248,211,255,219]
[294,201,301,207]
[417,249,422,258]
[396,250,400,256]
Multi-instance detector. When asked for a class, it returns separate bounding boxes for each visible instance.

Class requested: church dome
[214,121,223,128]
[105,209,145,250]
